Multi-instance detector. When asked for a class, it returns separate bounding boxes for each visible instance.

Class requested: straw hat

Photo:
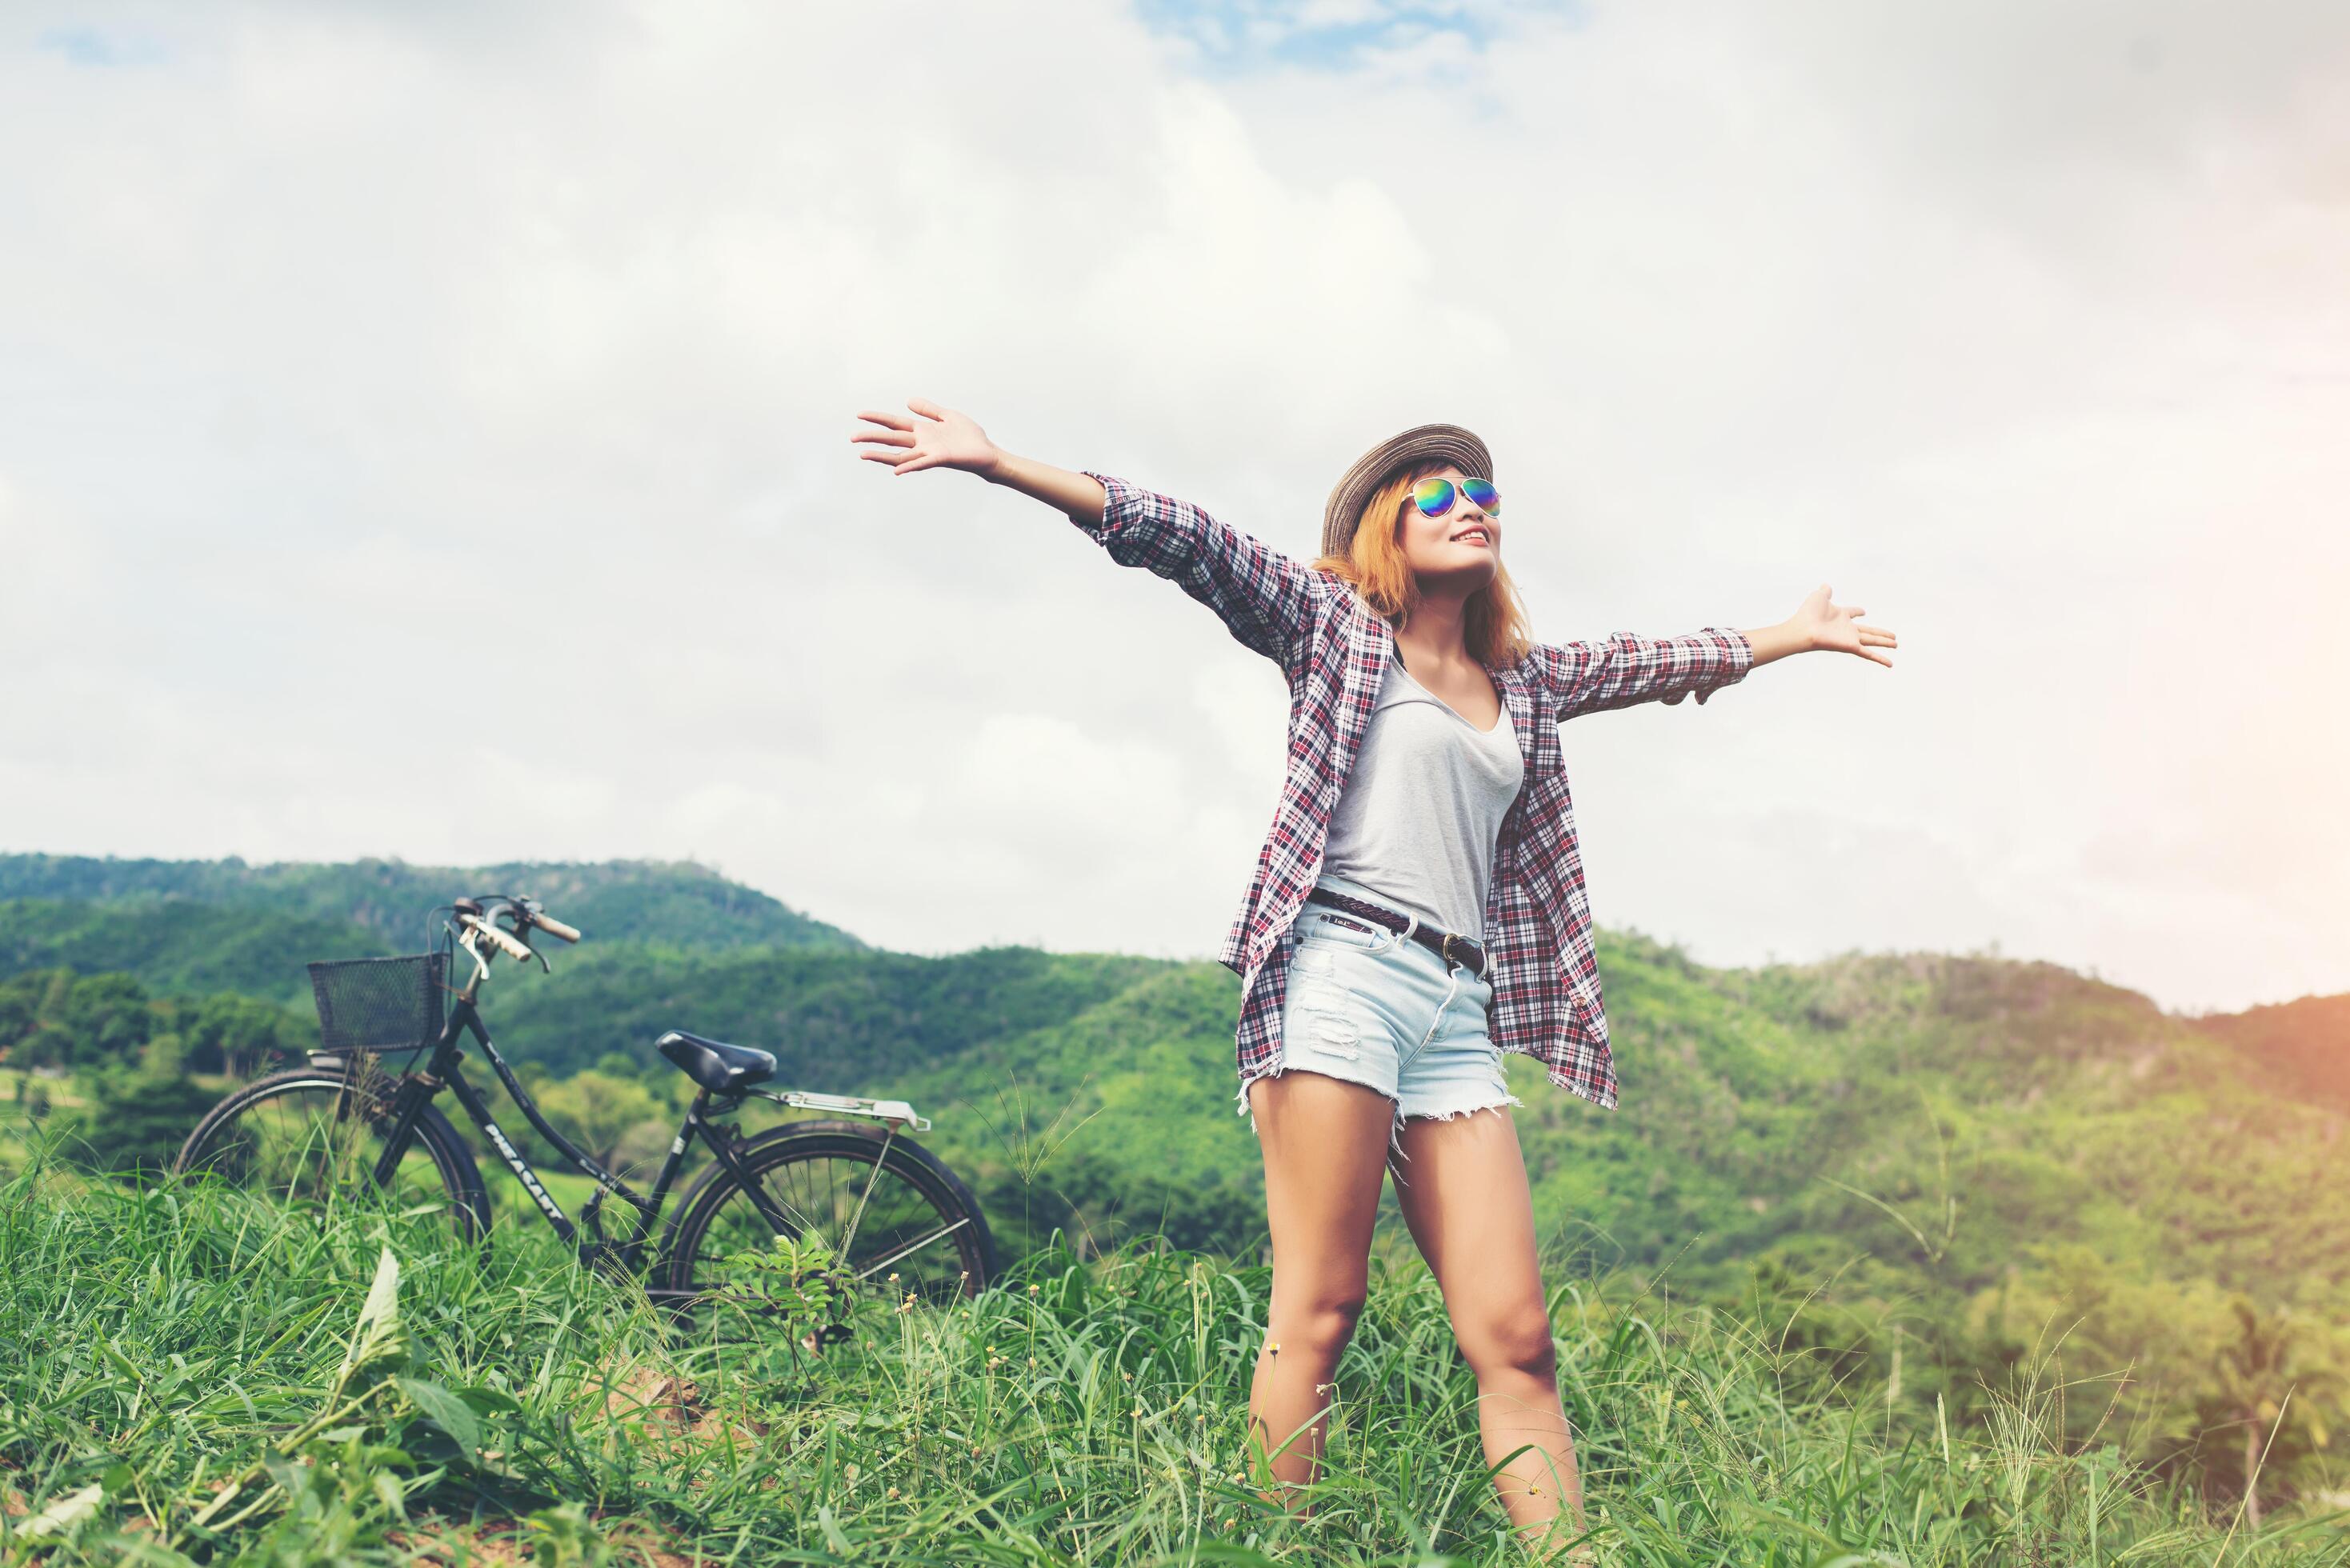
[1319,422,1494,561]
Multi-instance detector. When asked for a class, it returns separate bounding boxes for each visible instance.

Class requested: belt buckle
[1441,932,1466,969]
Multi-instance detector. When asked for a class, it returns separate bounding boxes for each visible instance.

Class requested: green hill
[486,939,1178,1085]
[0,853,861,954]
[0,898,388,1002]
[2196,991,2350,1114]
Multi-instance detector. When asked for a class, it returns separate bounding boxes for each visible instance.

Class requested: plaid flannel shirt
[1074,472,1754,1113]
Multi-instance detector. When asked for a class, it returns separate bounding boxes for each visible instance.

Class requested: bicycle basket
[307,953,448,1055]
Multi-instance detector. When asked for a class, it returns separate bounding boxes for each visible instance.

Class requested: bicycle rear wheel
[174,1066,491,1242]
[659,1120,996,1346]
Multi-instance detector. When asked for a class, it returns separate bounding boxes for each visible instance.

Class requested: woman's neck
[1394,590,1479,669]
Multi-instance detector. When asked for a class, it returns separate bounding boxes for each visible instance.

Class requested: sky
[2,0,2345,1017]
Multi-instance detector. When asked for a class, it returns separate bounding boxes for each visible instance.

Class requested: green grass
[4,1154,2344,1565]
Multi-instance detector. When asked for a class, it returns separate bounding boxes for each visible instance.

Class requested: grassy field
[6,1151,2344,1565]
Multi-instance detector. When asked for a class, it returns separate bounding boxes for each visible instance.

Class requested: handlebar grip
[530,912,581,943]
[462,914,534,962]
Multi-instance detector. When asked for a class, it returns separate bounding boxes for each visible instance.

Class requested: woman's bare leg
[1245,1069,1396,1509]
[1392,1104,1591,1562]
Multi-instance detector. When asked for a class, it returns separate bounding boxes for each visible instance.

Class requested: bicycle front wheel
[659,1120,996,1342]
[173,1066,491,1242]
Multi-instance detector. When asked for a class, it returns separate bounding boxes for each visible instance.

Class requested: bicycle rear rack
[748,1088,931,1132]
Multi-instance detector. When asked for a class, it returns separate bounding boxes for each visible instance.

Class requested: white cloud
[1,0,2345,1012]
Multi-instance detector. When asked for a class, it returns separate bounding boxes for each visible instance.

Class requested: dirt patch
[591,1359,767,1464]
[396,1510,710,1566]
[599,1361,700,1431]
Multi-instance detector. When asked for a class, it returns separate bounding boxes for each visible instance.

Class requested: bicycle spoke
[852,1215,971,1282]
[728,1163,835,1249]
[834,1123,899,1262]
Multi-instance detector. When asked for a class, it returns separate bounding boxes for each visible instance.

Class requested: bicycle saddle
[656,1030,777,1094]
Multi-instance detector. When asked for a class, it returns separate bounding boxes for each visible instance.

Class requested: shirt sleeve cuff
[1711,626,1755,686]
[1075,470,1136,543]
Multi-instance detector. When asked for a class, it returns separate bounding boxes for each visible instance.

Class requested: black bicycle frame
[367,996,796,1266]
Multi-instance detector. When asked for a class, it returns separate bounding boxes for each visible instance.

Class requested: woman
[851,398,1895,1557]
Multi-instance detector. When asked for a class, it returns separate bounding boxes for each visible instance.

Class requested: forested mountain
[2196,990,2350,1114]
[0,898,385,1002]
[0,853,860,959]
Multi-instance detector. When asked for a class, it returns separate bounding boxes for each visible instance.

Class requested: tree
[0,969,158,1070]
[1963,1245,2237,1462]
[58,972,154,1064]
[181,994,306,1078]
[65,1065,217,1178]
[532,1070,664,1175]
[2204,1297,2347,1529]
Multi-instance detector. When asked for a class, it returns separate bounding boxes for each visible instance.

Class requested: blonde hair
[1314,461,1533,670]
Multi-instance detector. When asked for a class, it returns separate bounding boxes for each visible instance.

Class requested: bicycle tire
[174,1066,492,1242]
[659,1119,997,1338]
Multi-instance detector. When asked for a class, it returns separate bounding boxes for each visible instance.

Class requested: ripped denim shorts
[1246,878,1523,1179]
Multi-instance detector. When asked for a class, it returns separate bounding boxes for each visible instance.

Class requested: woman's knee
[1279,1293,1367,1357]
[1460,1303,1558,1380]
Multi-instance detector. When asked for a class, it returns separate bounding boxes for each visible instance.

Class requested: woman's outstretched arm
[1530,586,1896,718]
[852,398,1328,668]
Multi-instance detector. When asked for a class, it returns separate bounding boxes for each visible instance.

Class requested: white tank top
[1316,647,1524,941]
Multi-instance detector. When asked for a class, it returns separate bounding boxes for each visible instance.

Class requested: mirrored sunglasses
[1410,476,1500,519]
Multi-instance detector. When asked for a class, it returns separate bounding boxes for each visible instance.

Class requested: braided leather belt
[1303,888,1487,978]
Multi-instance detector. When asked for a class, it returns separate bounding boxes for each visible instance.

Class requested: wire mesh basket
[307,952,448,1058]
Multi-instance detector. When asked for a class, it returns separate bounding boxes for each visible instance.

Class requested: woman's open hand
[1695,588,1899,693]
[851,398,1003,478]
[1790,584,1897,666]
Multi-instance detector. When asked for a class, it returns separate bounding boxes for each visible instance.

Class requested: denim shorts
[1243,879,1523,1181]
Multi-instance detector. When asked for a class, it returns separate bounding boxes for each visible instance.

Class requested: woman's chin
[1411,558,1499,595]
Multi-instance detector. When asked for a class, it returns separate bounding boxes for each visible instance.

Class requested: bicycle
[174,893,998,1343]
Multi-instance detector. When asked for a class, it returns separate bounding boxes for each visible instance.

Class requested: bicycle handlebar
[528,910,581,943]
[461,912,534,963]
